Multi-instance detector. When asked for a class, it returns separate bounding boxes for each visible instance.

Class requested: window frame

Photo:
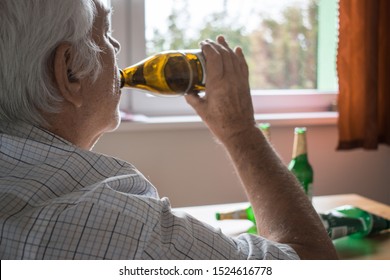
[111,0,338,117]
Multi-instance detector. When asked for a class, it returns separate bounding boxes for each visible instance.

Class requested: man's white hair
[0,0,102,126]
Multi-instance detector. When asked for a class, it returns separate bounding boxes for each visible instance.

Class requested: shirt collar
[0,121,74,147]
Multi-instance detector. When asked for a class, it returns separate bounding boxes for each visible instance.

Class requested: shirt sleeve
[142,198,300,260]
[2,171,298,259]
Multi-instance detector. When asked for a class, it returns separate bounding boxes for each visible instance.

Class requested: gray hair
[0,0,102,126]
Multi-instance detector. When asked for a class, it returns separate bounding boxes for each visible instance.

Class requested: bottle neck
[216,206,255,223]
[370,212,390,234]
[119,69,125,88]
[258,123,271,141]
[292,129,308,159]
[217,209,249,220]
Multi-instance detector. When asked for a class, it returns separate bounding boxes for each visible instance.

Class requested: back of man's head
[0,0,102,126]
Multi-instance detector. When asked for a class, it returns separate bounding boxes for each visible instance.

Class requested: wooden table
[174,194,390,260]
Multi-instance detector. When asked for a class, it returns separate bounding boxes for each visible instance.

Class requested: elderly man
[0,0,337,259]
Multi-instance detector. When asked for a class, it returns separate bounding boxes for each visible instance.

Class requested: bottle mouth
[295,127,307,134]
[119,69,125,88]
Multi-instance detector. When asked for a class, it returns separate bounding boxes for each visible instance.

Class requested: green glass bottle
[288,127,313,201]
[216,206,256,223]
[257,122,271,141]
[216,205,258,234]
[319,205,390,239]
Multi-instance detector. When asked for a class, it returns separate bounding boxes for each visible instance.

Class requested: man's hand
[185,35,338,260]
[185,36,256,143]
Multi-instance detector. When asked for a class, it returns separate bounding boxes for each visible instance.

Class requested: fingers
[217,35,247,65]
[216,35,231,51]
[184,92,201,107]
[219,37,248,79]
[200,40,224,81]
[202,36,246,79]
[184,92,206,119]
[216,37,236,75]
[195,35,250,93]
[185,35,253,142]
[234,46,249,77]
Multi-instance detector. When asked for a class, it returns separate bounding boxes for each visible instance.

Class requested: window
[111,0,338,117]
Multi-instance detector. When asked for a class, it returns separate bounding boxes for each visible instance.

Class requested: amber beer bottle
[288,127,314,200]
[120,50,206,96]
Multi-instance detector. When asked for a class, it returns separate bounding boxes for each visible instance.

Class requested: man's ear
[53,43,82,107]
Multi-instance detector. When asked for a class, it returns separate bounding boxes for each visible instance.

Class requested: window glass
[110,0,338,117]
[145,0,338,91]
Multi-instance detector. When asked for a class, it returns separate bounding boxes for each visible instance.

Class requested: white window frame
[111,0,338,118]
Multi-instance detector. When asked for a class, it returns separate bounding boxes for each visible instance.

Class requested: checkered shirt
[0,121,299,260]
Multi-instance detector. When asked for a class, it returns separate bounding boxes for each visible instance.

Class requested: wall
[93,122,390,207]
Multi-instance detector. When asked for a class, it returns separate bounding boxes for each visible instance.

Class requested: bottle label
[319,213,365,239]
[289,152,313,201]
[330,226,349,239]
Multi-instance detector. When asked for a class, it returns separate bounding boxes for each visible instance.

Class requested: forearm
[185,36,337,259]
[221,125,338,259]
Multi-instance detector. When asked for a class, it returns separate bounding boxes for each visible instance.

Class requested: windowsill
[115,111,338,132]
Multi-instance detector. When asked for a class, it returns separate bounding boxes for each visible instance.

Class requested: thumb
[185,93,205,116]
[185,93,202,107]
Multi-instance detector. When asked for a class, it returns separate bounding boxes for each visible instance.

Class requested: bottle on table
[257,122,271,141]
[288,127,314,201]
[320,205,390,239]
[216,204,390,239]
[216,205,255,223]
[216,206,257,234]
[120,49,206,96]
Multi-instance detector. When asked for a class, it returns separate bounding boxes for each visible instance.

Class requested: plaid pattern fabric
[0,121,299,260]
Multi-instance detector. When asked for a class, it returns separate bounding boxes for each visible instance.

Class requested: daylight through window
[111,0,339,117]
[145,0,337,91]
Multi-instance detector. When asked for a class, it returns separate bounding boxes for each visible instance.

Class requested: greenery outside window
[111,0,338,118]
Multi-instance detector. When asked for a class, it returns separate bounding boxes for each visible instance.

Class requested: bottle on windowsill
[288,127,314,201]
[257,122,271,141]
[120,49,206,96]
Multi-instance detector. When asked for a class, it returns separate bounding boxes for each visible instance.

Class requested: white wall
[93,122,390,207]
